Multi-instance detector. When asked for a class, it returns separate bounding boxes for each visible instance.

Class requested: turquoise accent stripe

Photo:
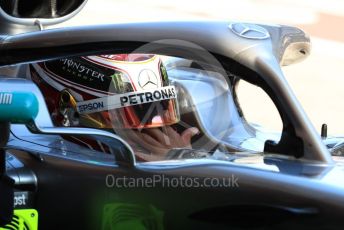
[0,92,39,123]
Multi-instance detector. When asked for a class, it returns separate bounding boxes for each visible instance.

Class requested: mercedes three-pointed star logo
[229,22,270,40]
[138,69,159,89]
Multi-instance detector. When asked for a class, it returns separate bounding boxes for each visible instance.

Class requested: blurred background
[58,0,344,136]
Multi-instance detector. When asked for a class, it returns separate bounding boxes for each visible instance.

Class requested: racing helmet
[29,54,180,130]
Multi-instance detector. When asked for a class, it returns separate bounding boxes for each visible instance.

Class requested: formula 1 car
[1,0,344,230]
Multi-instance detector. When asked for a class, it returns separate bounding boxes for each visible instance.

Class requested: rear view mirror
[0,0,87,34]
[0,0,86,19]
[0,88,39,148]
[0,91,39,124]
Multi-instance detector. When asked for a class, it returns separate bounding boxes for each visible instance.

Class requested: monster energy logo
[0,93,12,104]
[60,58,105,82]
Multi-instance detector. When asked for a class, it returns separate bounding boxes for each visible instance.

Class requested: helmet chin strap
[59,89,80,127]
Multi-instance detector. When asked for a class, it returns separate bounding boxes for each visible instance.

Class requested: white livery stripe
[76,86,176,114]
[0,93,13,105]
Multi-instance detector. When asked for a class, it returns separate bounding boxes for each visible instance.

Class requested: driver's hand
[120,126,199,161]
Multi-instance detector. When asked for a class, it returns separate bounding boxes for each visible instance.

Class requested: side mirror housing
[0,91,39,124]
[0,0,87,34]
[0,0,86,19]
